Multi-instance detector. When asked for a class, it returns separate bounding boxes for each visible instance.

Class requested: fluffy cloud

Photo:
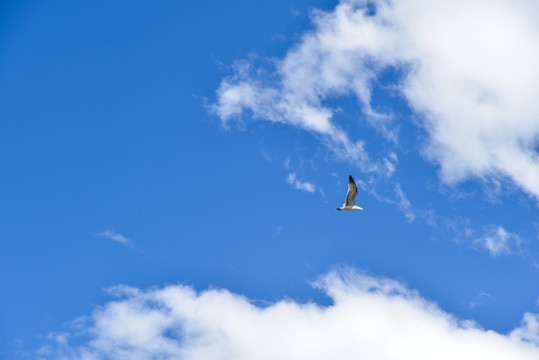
[213,0,539,200]
[511,312,539,346]
[39,268,539,359]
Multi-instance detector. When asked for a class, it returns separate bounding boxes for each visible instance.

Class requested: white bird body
[337,175,363,212]
[339,204,363,211]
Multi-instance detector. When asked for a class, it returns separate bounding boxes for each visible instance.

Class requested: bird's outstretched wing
[345,175,358,206]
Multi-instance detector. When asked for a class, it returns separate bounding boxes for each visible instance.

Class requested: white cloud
[511,313,539,346]
[287,173,317,193]
[213,0,539,201]
[96,230,130,245]
[212,47,377,173]
[39,268,539,359]
[260,150,272,162]
[369,181,425,222]
[284,156,291,169]
[394,183,415,222]
[474,225,520,256]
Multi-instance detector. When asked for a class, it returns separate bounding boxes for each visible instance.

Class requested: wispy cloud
[369,181,423,222]
[260,150,272,162]
[425,216,523,257]
[469,291,493,310]
[287,173,317,193]
[474,225,521,256]
[283,156,290,169]
[394,183,415,222]
[212,0,539,201]
[212,43,379,173]
[96,230,131,246]
[38,268,539,359]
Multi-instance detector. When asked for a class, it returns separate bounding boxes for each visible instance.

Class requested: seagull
[336,175,363,211]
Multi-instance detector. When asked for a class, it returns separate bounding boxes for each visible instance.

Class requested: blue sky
[2,0,539,358]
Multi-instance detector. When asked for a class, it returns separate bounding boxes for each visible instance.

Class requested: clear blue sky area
[1,1,539,358]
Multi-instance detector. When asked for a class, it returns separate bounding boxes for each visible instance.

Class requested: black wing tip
[349,175,355,184]
[336,208,342,211]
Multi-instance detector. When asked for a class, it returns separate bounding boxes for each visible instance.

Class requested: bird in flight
[337,175,363,211]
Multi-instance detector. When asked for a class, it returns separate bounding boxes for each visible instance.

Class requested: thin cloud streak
[394,183,415,222]
[96,230,131,246]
